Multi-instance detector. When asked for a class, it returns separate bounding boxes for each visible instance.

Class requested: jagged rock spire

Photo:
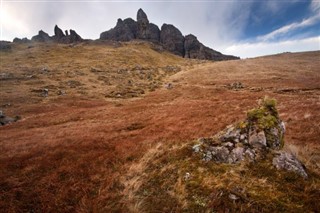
[54,25,65,39]
[137,8,149,24]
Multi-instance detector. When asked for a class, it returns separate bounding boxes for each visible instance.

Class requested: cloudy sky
[1,0,319,58]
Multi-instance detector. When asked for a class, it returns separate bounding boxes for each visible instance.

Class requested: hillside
[0,43,319,212]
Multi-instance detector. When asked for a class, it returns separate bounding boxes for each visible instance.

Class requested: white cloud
[257,14,320,42]
[223,36,320,58]
[311,0,320,12]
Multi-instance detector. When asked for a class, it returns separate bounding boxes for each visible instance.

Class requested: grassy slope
[0,41,193,104]
[0,43,319,212]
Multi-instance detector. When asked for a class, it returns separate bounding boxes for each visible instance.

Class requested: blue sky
[0,0,319,58]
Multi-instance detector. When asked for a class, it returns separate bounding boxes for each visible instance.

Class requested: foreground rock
[193,98,308,178]
[0,111,20,126]
[273,151,308,178]
[100,8,239,61]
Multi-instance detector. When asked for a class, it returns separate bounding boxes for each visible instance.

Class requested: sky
[0,0,319,58]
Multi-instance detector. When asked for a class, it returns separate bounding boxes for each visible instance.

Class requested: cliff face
[100,9,239,61]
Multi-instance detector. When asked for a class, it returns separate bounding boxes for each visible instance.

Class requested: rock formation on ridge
[13,37,30,43]
[100,9,161,43]
[100,8,239,61]
[9,9,239,60]
[0,41,12,51]
[160,24,185,56]
[21,25,83,44]
[100,18,138,41]
[136,8,160,42]
[53,25,83,43]
[184,34,233,60]
[53,25,65,40]
[31,30,51,42]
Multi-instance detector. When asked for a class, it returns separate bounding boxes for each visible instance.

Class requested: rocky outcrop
[69,29,82,42]
[137,8,148,39]
[100,9,160,43]
[53,25,83,43]
[0,110,20,126]
[13,37,30,43]
[136,8,160,42]
[29,25,82,44]
[160,24,185,56]
[184,34,202,59]
[184,34,239,60]
[147,23,161,43]
[54,25,65,40]
[273,151,308,178]
[193,98,308,178]
[100,18,137,41]
[100,8,239,61]
[31,30,51,42]
[0,41,12,51]
[16,9,239,60]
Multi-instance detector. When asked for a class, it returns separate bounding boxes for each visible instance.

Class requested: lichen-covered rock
[244,148,256,162]
[230,147,245,163]
[209,146,230,163]
[273,151,308,178]
[219,125,241,142]
[248,128,267,149]
[192,97,308,178]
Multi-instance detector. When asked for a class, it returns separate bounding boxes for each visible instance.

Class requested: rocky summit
[18,25,83,44]
[193,97,308,178]
[9,8,238,61]
[100,9,239,61]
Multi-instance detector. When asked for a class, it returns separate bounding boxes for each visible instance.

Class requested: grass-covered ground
[1,42,319,212]
[122,141,320,212]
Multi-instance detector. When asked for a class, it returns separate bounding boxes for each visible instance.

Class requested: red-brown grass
[0,44,319,212]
